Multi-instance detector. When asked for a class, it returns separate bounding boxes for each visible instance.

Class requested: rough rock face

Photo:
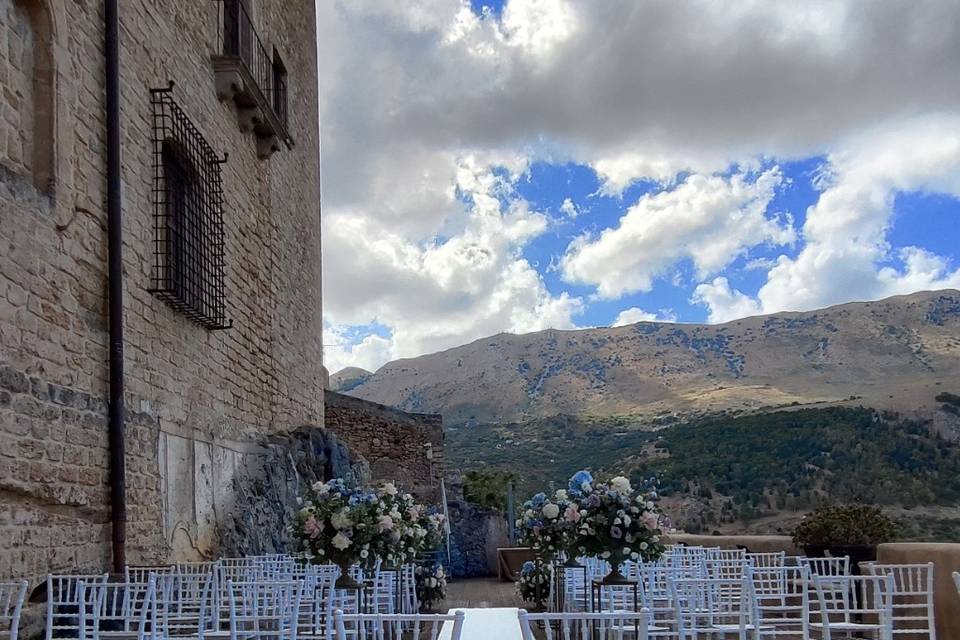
[217,427,367,557]
[444,472,509,578]
[344,290,960,425]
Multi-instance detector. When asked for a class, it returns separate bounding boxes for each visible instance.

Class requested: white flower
[646,501,655,510]
[332,533,352,550]
[330,509,351,530]
[555,489,568,501]
[542,503,560,519]
[382,482,398,496]
[640,541,649,550]
[311,481,326,492]
[600,551,611,559]
[360,549,369,559]
[611,476,632,494]
[378,515,395,531]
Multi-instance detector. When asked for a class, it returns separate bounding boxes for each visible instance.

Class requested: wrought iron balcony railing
[213,0,293,158]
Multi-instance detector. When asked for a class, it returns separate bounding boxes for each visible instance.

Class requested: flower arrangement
[370,482,424,568]
[291,478,445,588]
[291,478,384,587]
[565,470,666,583]
[516,560,551,608]
[415,563,447,611]
[516,489,577,562]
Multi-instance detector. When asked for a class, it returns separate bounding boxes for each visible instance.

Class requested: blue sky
[317,1,960,372]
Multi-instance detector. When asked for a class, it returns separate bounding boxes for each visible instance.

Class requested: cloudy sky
[318,0,960,373]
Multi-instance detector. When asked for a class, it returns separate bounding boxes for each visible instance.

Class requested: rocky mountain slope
[329,367,372,393]
[337,290,960,426]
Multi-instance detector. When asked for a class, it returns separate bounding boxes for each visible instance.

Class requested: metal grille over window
[149,84,232,330]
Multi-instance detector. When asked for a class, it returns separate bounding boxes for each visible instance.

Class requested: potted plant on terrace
[792,504,899,571]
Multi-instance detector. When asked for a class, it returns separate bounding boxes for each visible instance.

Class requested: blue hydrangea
[568,470,593,494]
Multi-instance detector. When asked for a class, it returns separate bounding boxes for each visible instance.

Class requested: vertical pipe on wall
[105,0,126,574]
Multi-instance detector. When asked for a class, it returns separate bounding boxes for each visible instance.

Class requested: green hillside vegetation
[447,406,960,540]
[633,407,960,523]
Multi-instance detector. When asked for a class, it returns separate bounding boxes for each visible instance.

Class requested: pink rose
[304,516,322,539]
[564,504,582,523]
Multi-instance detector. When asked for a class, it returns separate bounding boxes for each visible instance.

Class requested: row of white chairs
[0,555,420,640]
[557,547,942,640]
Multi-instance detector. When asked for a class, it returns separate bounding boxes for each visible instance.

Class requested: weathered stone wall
[323,390,444,502]
[1,0,324,584]
[443,471,510,578]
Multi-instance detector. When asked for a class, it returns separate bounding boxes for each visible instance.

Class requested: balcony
[212,0,293,159]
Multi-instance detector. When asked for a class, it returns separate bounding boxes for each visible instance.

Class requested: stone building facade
[324,390,444,503]
[0,0,324,583]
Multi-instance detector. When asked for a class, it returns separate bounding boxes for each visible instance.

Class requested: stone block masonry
[324,390,445,503]
[1,0,324,586]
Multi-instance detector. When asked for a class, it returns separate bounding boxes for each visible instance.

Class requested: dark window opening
[272,50,288,129]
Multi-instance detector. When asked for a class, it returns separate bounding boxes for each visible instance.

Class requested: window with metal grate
[149,84,232,330]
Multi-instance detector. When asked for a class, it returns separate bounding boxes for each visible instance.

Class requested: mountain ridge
[337,289,960,425]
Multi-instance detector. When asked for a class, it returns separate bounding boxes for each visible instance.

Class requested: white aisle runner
[439,607,523,640]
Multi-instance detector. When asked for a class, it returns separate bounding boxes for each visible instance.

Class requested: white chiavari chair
[334,609,464,640]
[124,566,175,586]
[224,579,305,640]
[810,573,894,640]
[863,562,936,639]
[561,566,590,613]
[751,565,810,639]
[399,564,417,614]
[45,573,109,640]
[670,575,761,640]
[77,577,157,640]
[369,568,396,616]
[799,556,849,579]
[745,552,785,569]
[298,571,336,640]
[519,609,650,640]
[0,581,27,640]
[705,558,751,581]
[155,569,219,638]
[705,548,746,562]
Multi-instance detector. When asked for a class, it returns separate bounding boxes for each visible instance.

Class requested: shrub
[793,504,899,547]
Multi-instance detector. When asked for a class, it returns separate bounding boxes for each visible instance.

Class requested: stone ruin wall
[322,390,445,504]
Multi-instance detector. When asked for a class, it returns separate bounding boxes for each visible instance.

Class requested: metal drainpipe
[105,0,126,574]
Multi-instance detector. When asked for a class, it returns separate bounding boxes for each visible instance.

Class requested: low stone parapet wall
[878,543,960,640]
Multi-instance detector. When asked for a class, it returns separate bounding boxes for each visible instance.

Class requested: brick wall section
[0,0,323,584]
[323,390,445,503]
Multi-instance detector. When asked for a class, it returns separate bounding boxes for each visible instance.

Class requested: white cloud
[323,156,583,370]
[324,326,396,374]
[691,277,762,324]
[318,0,960,367]
[559,197,578,218]
[755,116,960,314]
[561,168,794,298]
[690,117,960,322]
[612,307,678,327]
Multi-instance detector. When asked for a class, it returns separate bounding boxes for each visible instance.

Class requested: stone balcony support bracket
[212,55,292,160]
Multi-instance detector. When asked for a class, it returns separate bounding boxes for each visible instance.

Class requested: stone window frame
[6,0,56,193]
